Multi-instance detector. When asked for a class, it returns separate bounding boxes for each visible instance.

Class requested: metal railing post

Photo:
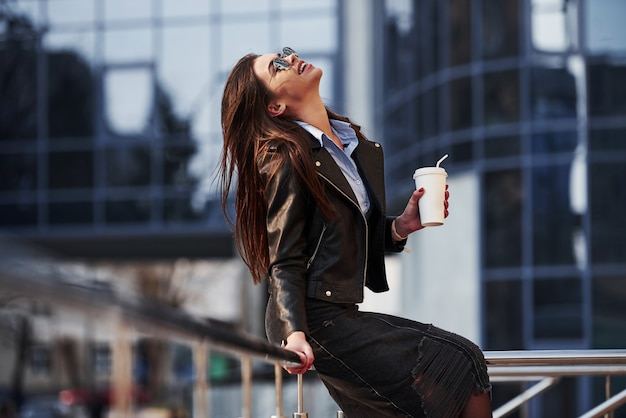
[578,388,626,418]
[492,377,558,418]
[110,319,133,418]
[271,363,286,418]
[604,375,613,418]
[193,340,210,418]
[241,355,253,418]
[292,373,308,418]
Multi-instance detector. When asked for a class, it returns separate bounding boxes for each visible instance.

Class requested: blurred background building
[1,0,625,417]
[373,0,626,416]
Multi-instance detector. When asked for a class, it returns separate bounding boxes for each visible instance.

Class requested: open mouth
[298,61,307,75]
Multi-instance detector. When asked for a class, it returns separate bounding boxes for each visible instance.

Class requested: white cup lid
[413,167,448,177]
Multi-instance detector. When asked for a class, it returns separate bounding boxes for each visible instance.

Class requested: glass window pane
[93,345,112,376]
[417,0,440,77]
[48,201,93,225]
[48,151,93,189]
[589,129,626,152]
[163,144,197,186]
[315,57,335,107]
[104,0,152,22]
[30,345,52,375]
[486,280,524,349]
[48,0,95,25]
[0,153,38,191]
[47,46,95,139]
[0,202,37,226]
[104,28,153,63]
[588,63,626,118]
[450,140,473,164]
[162,0,211,18]
[189,142,222,203]
[531,130,577,155]
[385,32,409,94]
[590,162,626,263]
[531,8,568,52]
[0,34,38,140]
[160,25,210,134]
[531,67,577,120]
[45,31,95,69]
[448,0,471,66]
[11,0,42,27]
[219,21,271,76]
[484,136,520,159]
[484,70,519,125]
[484,169,522,267]
[280,17,336,51]
[420,88,440,139]
[163,198,205,222]
[593,276,626,348]
[482,0,519,59]
[104,68,153,135]
[105,147,151,187]
[585,0,626,54]
[280,0,335,11]
[105,199,151,223]
[221,0,270,14]
[532,163,579,266]
[385,0,415,42]
[533,278,582,340]
[449,77,472,130]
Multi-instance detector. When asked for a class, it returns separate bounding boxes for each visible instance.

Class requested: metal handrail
[0,239,302,417]
[0,257,301,367]
[486,349,626,366]
[485,350,626,418]
[3,239,626,417]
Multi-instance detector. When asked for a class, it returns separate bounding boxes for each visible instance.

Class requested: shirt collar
[295,119,357,149]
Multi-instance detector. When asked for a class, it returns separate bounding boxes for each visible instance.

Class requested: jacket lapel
[309,136,360,207]
[352,139,385,211]
[309,134,385,211]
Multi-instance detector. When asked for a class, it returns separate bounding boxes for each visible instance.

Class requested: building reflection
[378,0,626,415]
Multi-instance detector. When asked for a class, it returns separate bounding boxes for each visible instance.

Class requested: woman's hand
[282,331,314,374]
[394,185,450,239]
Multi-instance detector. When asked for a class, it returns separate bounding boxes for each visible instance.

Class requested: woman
[220,47,492,418]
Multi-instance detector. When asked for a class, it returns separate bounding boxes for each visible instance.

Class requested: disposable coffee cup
[413,167,448,227]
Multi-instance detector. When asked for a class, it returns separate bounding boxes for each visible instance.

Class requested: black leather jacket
[261,132,406,343]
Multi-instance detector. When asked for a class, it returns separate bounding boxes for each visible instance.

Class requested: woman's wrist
[391,218,408,241]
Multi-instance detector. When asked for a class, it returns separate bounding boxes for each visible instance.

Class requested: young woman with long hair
[219,47,492,418]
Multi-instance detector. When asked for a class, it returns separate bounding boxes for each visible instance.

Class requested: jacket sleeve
[259,152,310,343]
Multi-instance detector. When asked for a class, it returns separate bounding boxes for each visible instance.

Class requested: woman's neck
[294,98,342,147]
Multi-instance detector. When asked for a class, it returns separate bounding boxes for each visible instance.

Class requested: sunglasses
[273,47,298,72]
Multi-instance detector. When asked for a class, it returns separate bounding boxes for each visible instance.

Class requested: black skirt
[299,298,492,418]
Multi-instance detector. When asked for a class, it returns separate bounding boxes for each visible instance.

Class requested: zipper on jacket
[307,222,328,270]
[317,173,369,286]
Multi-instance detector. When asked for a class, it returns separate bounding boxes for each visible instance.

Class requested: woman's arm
[260,151,311,342]
[260,150,315,373]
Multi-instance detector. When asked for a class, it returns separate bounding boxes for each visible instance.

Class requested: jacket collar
[306,132,385,212]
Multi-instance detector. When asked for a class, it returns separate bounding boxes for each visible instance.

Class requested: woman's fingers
[284,351,313,374]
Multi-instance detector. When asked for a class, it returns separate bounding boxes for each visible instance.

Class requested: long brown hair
[220,53,356,284]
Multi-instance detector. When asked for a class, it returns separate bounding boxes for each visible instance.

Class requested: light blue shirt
[296,119,371,215]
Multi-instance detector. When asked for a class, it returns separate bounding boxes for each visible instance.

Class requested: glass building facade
[377,0,626,415]
[0,0,342,258]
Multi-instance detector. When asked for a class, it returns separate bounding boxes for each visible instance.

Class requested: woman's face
[253,48,322,115]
